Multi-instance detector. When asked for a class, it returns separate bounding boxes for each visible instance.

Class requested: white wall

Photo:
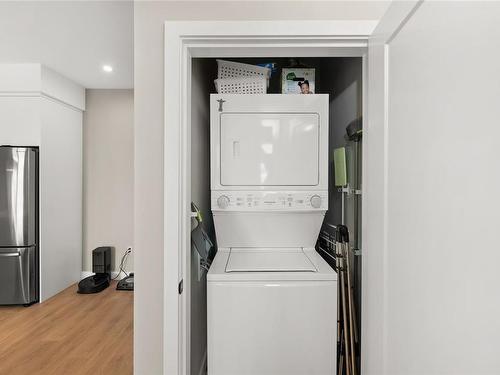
[378,2,500,374]
[134,2,389,373]
[0,97,41,145]
[40,99,82,300]
[83,89,134,275]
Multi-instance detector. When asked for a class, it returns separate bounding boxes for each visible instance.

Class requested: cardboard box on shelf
[281,68,315,94]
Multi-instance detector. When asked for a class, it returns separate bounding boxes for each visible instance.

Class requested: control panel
[211,191,328,211]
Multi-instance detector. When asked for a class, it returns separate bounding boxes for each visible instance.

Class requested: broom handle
[338,333,344,375]
[340,253,351,375]
[345,242,356,375]
[336,242,342,344]
[349,249,359,344]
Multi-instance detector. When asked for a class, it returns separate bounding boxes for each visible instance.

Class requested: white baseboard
[198,350,207,375]
[80,271,133,280]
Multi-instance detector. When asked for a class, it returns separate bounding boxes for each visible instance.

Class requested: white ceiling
[0,1,133,89]
[0,1,390,90]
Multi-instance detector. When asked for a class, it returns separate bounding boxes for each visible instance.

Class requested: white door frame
[363,2,421,374]
[163,16,414,375]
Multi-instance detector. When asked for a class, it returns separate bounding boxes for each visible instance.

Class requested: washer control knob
[310,195,322,209]
[217,195,230,209]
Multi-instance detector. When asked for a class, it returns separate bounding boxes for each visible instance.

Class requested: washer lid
[225,248,317,272]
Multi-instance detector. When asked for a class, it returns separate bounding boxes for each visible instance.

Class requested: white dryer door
[220,113,319,186]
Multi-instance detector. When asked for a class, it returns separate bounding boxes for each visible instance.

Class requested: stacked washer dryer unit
[208,94,337,375]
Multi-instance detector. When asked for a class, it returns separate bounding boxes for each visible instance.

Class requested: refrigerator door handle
[0,251,21,257]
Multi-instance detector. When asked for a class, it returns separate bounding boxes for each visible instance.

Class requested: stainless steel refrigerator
[0,146,39,305]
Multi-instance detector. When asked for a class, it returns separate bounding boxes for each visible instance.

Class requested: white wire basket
[215,77,267,94]
[217,59,271,81]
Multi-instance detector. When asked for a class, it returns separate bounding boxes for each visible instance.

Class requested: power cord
[112,247,132,280]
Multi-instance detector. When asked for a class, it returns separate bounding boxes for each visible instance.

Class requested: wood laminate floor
[0,281,133,375]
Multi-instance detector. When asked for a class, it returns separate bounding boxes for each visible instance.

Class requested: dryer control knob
[310,195,322,209]
[217,195,230,209]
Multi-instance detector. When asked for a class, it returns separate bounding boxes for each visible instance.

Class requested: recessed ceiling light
[102,65,113,73]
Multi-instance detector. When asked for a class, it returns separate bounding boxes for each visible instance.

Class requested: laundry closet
[190,57,363,375]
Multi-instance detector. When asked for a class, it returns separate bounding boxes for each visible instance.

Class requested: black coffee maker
[77,247,112,294]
